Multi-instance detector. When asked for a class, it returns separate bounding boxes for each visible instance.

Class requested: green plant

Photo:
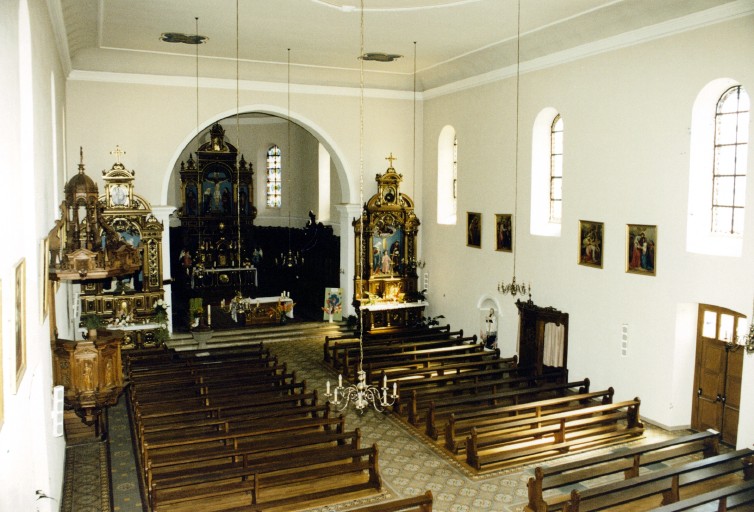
[81,314,104,330]
[153,326,170,346]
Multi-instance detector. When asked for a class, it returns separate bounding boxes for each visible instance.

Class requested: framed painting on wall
[495,214,513,252]
[578,220,604,268]
[626,224,657,276]
[40,237,49,321]
[467,212,481,248]
[323,288,343,322]
[15,259,26,393]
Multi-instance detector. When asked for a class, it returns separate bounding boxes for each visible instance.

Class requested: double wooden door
[691,304,744,445]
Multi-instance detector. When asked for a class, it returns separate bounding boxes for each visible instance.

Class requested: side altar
[353,155,425,331]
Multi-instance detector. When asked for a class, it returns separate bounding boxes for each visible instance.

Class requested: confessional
[353,156,424,330]
[516,299,569,380]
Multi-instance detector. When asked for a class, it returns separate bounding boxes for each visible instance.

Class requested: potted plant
[152,299,169,326]
[81,314,103,340]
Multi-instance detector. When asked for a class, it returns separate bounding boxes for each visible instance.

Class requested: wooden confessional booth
[516,299,569,381]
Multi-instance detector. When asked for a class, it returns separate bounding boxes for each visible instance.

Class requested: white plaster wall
[0,0,67,510]
[421,15,754,443]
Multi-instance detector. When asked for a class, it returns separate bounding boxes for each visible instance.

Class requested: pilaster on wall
[335,203,361,317]
[151,205,177,331]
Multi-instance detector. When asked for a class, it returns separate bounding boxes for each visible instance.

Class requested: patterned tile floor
[63,323,683,512]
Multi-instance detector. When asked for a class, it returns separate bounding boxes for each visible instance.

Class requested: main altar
[353,156,425,331]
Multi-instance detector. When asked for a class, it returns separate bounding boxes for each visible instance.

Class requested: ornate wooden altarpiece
[172,123,258,327]
[77,148,165,327]
[353,155,424,330]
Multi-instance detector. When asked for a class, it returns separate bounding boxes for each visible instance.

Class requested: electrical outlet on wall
[621,324,628,357]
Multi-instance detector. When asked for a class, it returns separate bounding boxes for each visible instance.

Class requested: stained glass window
[266,144,282,208]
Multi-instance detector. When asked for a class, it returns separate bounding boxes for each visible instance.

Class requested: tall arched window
[687,80,749,256]
[712,86,749,235]
[266,144,282,208]
[437,125,457,225]
[549,115,564,223]
[531,108,562,236]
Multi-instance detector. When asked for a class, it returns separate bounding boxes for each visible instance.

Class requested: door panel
[691,304,745,445]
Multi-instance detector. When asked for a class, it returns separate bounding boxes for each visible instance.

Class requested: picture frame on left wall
[578,220,604,268]
[467,212,481,248]
[15,259,26,393]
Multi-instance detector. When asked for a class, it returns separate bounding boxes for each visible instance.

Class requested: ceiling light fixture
[159,32,207,45]
[325,0,397,414]
[498,0,530,299]
[359,52,403,62]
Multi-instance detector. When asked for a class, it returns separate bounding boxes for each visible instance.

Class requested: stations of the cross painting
[110,145,126,164]
[385,152,397,168]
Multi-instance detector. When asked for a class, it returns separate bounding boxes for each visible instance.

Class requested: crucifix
[110,145,126,164]
[385,152,397,168]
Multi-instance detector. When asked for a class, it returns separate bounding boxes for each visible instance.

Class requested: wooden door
[691,304,745,445]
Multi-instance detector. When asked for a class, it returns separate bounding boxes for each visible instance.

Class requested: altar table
[360,300,427,331]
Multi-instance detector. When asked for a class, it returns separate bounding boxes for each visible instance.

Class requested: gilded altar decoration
[353,155,425,330]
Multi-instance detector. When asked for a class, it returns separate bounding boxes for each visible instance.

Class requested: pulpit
[52,331,125,437]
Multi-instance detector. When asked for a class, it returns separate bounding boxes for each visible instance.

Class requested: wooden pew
[420,378,591,436]
[366,344,503,384]
[565,448,753,511]
[332,333,467,375]
[149,436,382,511]
[346,337,481,379]
[648,479,754,511]
[524,429,721,512]
[346,490,434,512]
[465,398,644,471]
[325,326,460,366]
[144,416,350,481]
[445,387,614,453]
[377,353,519,388]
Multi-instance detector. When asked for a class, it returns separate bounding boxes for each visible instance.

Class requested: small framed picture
[467,212,481,248]
[495,214,513,252]
[626,224,657,276]
[578,220,604,268]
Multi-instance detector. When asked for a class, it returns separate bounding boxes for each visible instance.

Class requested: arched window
[437,125,457,225]
[712,86,749,235]
[266,144,282,208]
[531,108,562,236]
[549,115,564,223]
[687,80,749,256]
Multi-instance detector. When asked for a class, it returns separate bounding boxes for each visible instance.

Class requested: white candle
[339,374,342,387]
[393,382,397,397]
[207,305,211,325]
[326,381,330,394]
[334,388,338,402]
[383,375,387,389]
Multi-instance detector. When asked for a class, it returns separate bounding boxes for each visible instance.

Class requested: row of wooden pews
[125,344,383,512]
[525,429,754,511]
[324,325,645,472]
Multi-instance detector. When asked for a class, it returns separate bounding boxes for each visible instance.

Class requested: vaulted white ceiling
[51,0,749,92]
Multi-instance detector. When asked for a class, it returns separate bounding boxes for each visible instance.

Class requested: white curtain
[543,322,564,367]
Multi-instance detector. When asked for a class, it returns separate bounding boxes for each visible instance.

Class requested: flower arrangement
[153,299,169,325]
[322,303,342,316]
